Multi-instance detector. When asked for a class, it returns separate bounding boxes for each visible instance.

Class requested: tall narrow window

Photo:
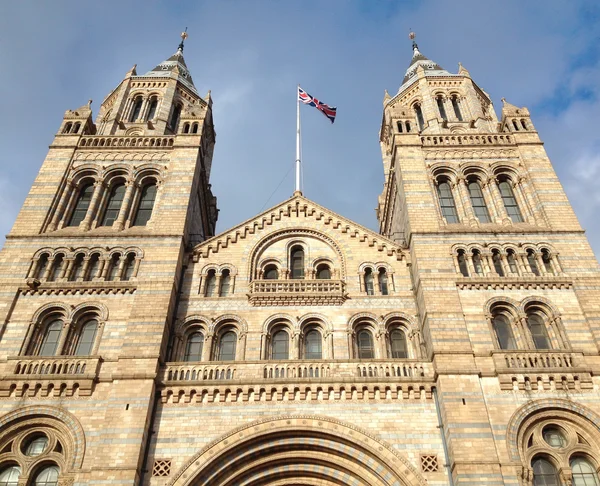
[129,96,143,122]
[101,183,126,226]
[513,120,519,131]
[414,103,425,131]
[69,254,85,281]
[219,269,231,296]
[47,254,64,282]
[405,121,411,132]
[86,253,100,281]
[107,254,121,281]
[527,250,540,276]
[316,264,331,279]
[0,466,20,486]
[271,330,289,360]
[290,246,304,279]
[146,97,158,121]
[364,268,374,295]
[122,253,136,281]
[68,184,94,227]
[304,330,322,359]
[205,270,217,297]
[437,181,459,223]
[571,456,600,486]
[38,320,62,356]
[133,183,157,226]
[263,265,278,280]
[493,314,516,349]
[492,250,505,276]
[507,250,519,274]
[184,332,204,361]
[532,458,558,486]
[472,251,484,275]
[33,465,59,486]
[378,268,389,295]
[528,313,551,349]
[457,250,469,277]
[74,320,98,356]
[390,329,408,358]
[357,330,375,359]
[218,331,236,361]
[468,181,490,223]
[397,121,403,133]
[36,253,50,279]
[542,250,554,275]
[169,103,182,131]
[521,119,528,130]
[451,95,463,121]
[498,180,523,223]
[436,96,447,121]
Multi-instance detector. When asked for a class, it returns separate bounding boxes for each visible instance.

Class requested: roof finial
[178,27,188,52]
[409,30,418,50]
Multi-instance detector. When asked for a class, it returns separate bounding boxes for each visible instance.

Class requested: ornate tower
[377,34,600,484]
[0,33,217,485]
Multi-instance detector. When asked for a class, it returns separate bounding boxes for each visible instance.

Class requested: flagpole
[295,84,301,194]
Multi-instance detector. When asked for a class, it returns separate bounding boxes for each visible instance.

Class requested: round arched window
[542,426,567,448]
[23,434,48,456]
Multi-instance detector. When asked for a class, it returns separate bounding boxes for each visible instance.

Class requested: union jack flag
[298,87,337,123]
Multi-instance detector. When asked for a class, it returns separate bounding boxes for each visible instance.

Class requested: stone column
[347,331,355,359]
[488,178,510,224]
[536,253,548,275]
[113,179,137,231]
[57,187,80,229]
[48,182,74,231]
[55,319,73,355]
[517,176,543,224]
[100,258,111,280]
[94,259,106,281]
[512,179,534,223]
[90,321,105,356]
[260,334,267,360]
[202,333,213,362]
[80,181,104,231]
[116,255,127,281]
[465,254,476,276]
[519,317,536,349]
[481,179,500,221]
[457,178,477,226]
[60,258,74,281]
[214,275,222,297]
[132,257,142,279]
[327,331,334,359]
[292,332,300,360]
[79,257,91,282]
[42,257,54,281]
[21,322,38,355]
[238,333,247,360]
[482,253,492,276]
[451,179,468,222]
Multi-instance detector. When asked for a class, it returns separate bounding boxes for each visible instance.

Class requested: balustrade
[79,136,175,148]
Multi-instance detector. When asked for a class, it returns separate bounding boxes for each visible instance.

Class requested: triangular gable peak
[191,195,407,262]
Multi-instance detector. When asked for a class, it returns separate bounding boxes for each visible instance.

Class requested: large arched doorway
[169,416,425,486]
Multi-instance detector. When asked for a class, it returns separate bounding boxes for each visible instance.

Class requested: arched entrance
[169,415,426,486]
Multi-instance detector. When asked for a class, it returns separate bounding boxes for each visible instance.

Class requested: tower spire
[178,28,188,52]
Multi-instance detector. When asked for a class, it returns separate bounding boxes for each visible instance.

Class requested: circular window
[23,434,49,456]
[542,426,567,448]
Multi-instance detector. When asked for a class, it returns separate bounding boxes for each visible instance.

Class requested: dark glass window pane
[390,330,407,358]
[169,104,182,131]
[364,269,374,295]
[264,266,278,279]
[146,98,158,121]
[472,252,484,275]
[499,181,523,223]
[458,251,469,277]
[47,254,64,282]
[468,182,490,223]
[271,330,289,360]
[69,184,94,227]
[218,331,236,361]
[415,104,425,130]
[205,272,216,297]
[527,251,540,276]
[493,315,516,349]
[86,254,100,281]
[107,254,121,281]
[219,271,231,296]
[528,314,551,349]
[507,251,519,274]
[69,254,85,281]
[532,458,558,486]
[101,184,126,226]
[304,330,322,359]
[492,251,505,276]
[437,182,459,223]
[74,320,97,356]
[291,247,304,279]
[37,254,49,279]
[571,457,600,486]
[452,96,463,121]
[0,466,21,486]
[542,426,566,448]
[184,332,204,361]
[24,435,48,456]
[437,96,447,120]
[133,184,157,226]
[34,465,59,486]
[542,251,554,274]
[357,330,374,359]
[123,254,136,281]
[39,320,62,356]
[129,97,143,122]
[316,265,331,279]
[378,269,389,295]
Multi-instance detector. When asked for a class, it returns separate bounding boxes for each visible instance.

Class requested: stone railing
[248,279,347,306]
[165,363,236,382]
[493,350,579,370]
[263,362,331,379]
[421,134,515,147]
[9,356,101,377]
[79,135,175,148]
[356,361,429,378]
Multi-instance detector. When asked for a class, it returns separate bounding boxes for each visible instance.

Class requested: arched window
[542,425,567,448]
[472,250,484,275]
[521,119,528,130]
[107,254,121,281]
[451,95,463,121]
[33,465,59,486]
[436,96,447,121]
[217,331,237,361]
[101,183,126,226]
[304,330,322,359]
[498,180,523,223]
[219,269,231,296]
[364,268,374,295]
[542,250,554,275]
[378,268,389,295]
[169,103,182,131]
[86,253,100,281]
[316,264,331,279]
[69,253,85,281]
[129,96,143,122]
[507,250,519,274]
[390,329,408,358]
[68,183,94,227]
[468,181,490,223]
[146,97,158,121]
[527,313,552,349]
[437,181,459,223]
[492,314,516,350]
[192,123,199,134]
[263,265,278,280]
[36,253,50,279]
[74,319,98,356]
[531,457,558,486]
[512,120,519,131]
[0,466,20,486]
[492,250,505,277]
[397,121,403,133]
[205,270,217,297]
[62,122,72,134]
[122,253,136,281]
[24,435,48,456]
[271,330,289,360]
[414,103,425,131]
[457,250,469,277]
[47,254,64,282]
[290,246,305,279]
[357,330,375,359]
[527,250,540,276]
[183,123,190,134]
[571,456,600,486]
[184,332,204,362]
[72,123,81,134]
[133,183,157,226]
[405,121,411,132]
[38,320,62,356]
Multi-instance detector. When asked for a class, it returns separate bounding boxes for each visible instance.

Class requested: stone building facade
[0,36,599,486]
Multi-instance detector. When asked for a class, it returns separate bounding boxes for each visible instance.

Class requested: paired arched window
[101,183,126,226]
[437,181,459,224]
[68,183,94,227]
[219,269,231,296]
[468,181,490,223]
[73,319,98,356]
[357,330,375,359]
[498,179,524,223]
[304,329,322,359]
[27,314,100,357]
[414,103,425,131]
[451,95,463,121]
[38,320,62,356]
[492,314,517,350]
[132,183,157,226]
[271,330,289,360]
[129,96,143,122]
[184,332,204,361]
[290,246,305,279]
[378,268,389,295]
[527,312,552,349]
[217,331,237,361]
[389,329,408,358]
[364,268,374,295]
[146,96,158,121]
[205,270,217,297]
[436,96,447,121]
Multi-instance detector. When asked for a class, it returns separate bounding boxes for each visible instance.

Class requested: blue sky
[0,1,599,258]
